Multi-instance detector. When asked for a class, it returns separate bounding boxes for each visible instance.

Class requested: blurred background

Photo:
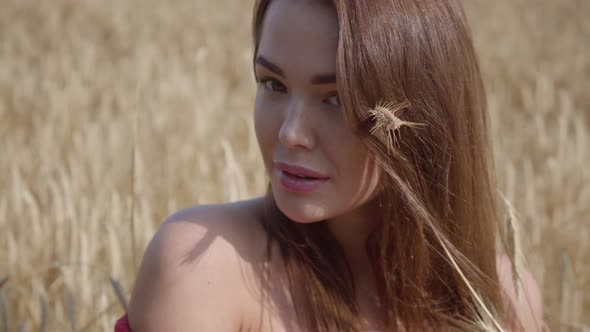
[0,0,588,330]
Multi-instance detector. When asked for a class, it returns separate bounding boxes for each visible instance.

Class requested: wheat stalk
[0,293,8,332]
[434,230,506,331]
[16,322,26,332]
[368,100,427,154]
[39,295,48,332]
[497,191,524,299]
[109,277,128,311]
[130,82,141,270]
[65,286,76,331]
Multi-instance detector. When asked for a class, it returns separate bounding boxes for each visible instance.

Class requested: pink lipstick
[275,162,329,193]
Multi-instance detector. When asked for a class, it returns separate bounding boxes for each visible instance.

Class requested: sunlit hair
[252,0,518,330]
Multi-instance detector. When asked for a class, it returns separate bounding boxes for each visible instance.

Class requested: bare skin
[128,196,387,331]
[127,197,543,331]
[128,0,543,330]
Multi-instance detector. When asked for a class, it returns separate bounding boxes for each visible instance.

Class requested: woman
[116,0,543,330]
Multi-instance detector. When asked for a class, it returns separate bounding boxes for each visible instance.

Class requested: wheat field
[0,0,588,331]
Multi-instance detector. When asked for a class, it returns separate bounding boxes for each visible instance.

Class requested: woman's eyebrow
[255,55,336,85]
[255,55,285,78]
[310,74,336,85]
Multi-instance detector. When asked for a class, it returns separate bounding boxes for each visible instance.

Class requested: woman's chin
[287,214,322,224]
[274,195,327,224]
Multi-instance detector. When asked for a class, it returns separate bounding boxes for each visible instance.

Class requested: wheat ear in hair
[368,100,427,153]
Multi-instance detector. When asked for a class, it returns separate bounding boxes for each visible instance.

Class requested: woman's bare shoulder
[127,196,268,332]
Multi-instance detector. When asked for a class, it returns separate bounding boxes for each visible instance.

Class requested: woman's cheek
[322,118,358,154]
[325,120,371,180]
[254,97,280,167]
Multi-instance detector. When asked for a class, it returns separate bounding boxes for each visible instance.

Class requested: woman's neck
[326,198,380,266]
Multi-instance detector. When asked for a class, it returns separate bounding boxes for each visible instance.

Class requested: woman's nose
[278,98,316,150]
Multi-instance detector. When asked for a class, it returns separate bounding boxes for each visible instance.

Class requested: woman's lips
[275,161,330,179]
[277,168,329,193]
[273,161,330,193]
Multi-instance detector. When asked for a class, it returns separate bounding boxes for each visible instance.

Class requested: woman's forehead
[261,0,338,41]
[257,0,339,76]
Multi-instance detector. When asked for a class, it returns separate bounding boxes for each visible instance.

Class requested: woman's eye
[326,94,340,107]
[259,77,287,93]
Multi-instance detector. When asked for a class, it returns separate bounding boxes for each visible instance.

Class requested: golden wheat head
[368,100,427,153]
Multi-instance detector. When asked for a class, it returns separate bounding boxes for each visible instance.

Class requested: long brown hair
[253,0,513,330]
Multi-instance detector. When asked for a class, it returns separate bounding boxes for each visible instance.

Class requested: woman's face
[254,0,381,224]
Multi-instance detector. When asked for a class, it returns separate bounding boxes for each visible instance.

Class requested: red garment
[114,313,132,332]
